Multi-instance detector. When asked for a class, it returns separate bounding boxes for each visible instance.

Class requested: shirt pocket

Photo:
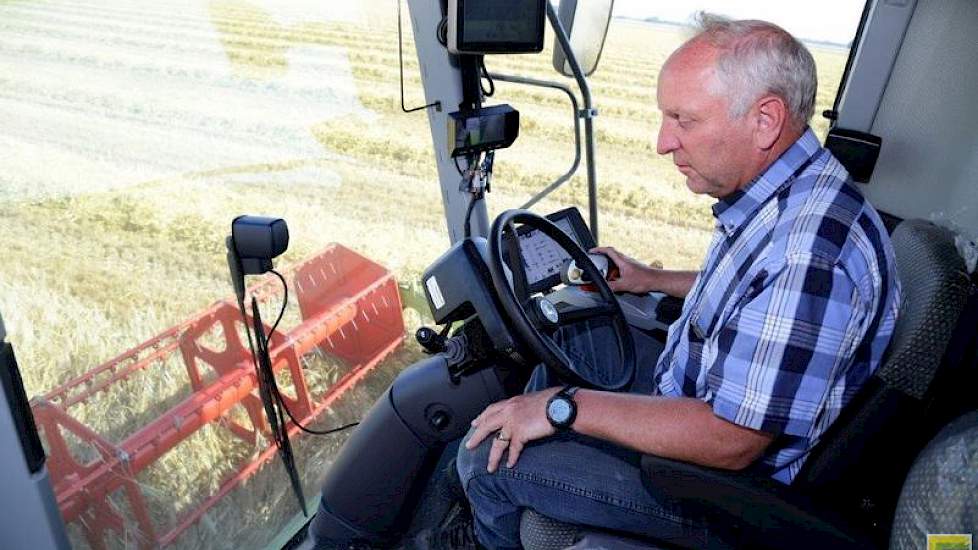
[683,308,715,394]
[688,307,712,342]
[689,284,730,341]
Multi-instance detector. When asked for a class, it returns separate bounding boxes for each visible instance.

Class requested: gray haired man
[454,14,900,549]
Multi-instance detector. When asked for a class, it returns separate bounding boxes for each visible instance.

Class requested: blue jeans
[455,321,726,549]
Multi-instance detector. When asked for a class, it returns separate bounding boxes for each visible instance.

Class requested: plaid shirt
[653,128,901,484]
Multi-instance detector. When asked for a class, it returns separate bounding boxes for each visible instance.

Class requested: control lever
[416,327,448,354]
[560,253,619,287]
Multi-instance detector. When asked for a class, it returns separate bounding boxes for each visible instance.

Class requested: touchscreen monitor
[448,0,546,55]
[504,207,596,293]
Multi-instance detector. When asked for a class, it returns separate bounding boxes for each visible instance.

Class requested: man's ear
[753,95,787,150]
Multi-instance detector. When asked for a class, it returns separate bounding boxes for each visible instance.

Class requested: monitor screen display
[517,217,578,289]
[463,1,539,44]
[501,208,596,293]
[455,0,545,54]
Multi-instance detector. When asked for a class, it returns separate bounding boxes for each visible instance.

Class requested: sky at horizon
[613,0,866,45]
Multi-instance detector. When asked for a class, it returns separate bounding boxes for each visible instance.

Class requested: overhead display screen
[449,0,546,54]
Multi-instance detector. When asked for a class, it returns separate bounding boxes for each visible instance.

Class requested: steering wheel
[487,209,636,391]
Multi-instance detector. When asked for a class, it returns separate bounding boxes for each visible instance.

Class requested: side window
[826,0,875,130]
[0,1,432,547]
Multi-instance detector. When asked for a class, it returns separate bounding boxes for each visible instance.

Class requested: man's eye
[677,118,692,129]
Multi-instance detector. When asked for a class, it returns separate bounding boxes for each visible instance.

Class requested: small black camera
[231,216,289,275]
[226,215,290,303]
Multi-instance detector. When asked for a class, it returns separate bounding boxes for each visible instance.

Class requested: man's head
[656,14,818,198]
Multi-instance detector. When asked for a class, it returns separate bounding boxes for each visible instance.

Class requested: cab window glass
[0,0,865,547]
[0,1,430,547]
[486,0,866,270]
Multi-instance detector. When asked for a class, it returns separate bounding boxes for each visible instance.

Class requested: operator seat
[890,410,978,549]
[520,218,976,550]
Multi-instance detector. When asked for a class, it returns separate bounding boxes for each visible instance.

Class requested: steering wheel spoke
[504,220,531,301]
[557,303,616,326]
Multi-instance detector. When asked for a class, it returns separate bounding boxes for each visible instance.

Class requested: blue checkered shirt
[652,128,901,484]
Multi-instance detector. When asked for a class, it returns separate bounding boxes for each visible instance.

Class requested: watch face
[548,398,572,424]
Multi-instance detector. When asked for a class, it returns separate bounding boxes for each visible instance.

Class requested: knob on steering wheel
[487,210,636,391]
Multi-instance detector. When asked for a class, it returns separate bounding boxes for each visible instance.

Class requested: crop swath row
[29,244,405,549]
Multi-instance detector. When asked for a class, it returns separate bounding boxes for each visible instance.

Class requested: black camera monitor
[448,0,546,55]
[505,207,596,293]
[448,105,520,158]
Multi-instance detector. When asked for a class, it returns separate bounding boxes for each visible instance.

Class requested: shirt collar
[711,128,822,236]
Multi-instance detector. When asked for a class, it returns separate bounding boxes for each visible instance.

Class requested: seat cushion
[890,411,978,549]
[520,509,670,550]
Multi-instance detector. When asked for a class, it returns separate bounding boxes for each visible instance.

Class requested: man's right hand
[590,246,660,294]
[590,247,698,298]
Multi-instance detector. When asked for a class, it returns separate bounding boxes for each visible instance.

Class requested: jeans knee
[455,427,489,489]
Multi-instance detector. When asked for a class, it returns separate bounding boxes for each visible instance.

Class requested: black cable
[250,296,307,515]
[464,191,484,239]
[269,269,288,337]
[265,273,361,436]
[238,276,361,438]
[463,193,477,239]
[276,391,360,436]
[437,16,448,47]
[237,297,264,401]
[251,299,285,442]
[397,0,440,113]
[479,57,495,97]
[454,151,480,177]
[482,150,495,193]
[461,150,485,239]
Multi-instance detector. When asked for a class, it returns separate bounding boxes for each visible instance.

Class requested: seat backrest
[874,220,974,399]
[793,219,974,533]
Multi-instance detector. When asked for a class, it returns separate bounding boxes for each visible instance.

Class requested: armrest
[639,455,878,550]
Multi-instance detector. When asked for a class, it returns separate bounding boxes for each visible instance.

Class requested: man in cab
[455,13,901,549]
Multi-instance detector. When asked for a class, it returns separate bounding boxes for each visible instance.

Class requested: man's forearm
[571,390,773,470]
[649,269,698,298]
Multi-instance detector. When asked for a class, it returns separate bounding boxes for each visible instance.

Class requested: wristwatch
[546,386,580,430]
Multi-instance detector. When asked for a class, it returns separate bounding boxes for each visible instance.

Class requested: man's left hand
[465,387,563,473]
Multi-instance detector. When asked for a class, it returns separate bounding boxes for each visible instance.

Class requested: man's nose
[656,122,679,155]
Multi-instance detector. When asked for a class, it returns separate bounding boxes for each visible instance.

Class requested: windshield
[0,0,864,547]
[1,0,435,547]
